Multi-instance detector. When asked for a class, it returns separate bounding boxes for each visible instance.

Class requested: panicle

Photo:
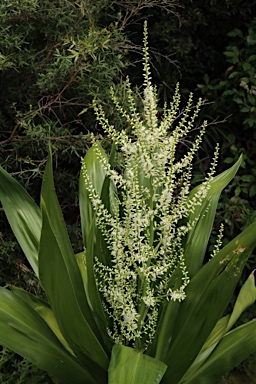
[82,21,217,351]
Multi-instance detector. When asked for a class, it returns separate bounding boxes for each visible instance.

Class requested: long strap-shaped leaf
[79,141,111,249]
[11,286,74,355]
[39,147,109,374]
[79,141,115,344]
[149,157,243,362]
[184,155,242,277]
[179,271,256,382]
[86,219,112,327]
[159,220,256,384]
[186,320,256,384]
[0,287,96,384]
[0,166,41,276]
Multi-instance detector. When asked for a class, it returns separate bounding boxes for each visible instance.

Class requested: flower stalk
[81,21,217,352]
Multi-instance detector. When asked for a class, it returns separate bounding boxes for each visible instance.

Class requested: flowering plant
[0,23,256,384]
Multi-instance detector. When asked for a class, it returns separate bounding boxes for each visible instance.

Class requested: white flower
[143,294,155,307]
[168,289,186,302]
[83,21,218,351]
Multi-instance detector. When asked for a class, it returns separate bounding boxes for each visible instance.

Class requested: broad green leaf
[160,219,256,384]
[0,287,96,384]
[148,157,243,362]
[11,286,74,355]
[184,155,242,277]
[75,248,111,351]
[148,299,180,360]
[180,272,256,382]
[180,315,230,382]
[86,219,111,328]
[79,141,109,248]
[226,270,256,331]
[75,251,89,298]
[199,316,230,355]
[179,315,230,383]
[108,344,167,384]
[0,166,41,276]
[79,141,115,349]
[185,320,256,384]
[101,141,117,215]
[39,147,109,373]
[198,271,256,355]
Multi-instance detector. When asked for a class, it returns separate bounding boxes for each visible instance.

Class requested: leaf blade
[185,320,256,384]
[39,148,109,371]
[79,141,109,248]
[180,272,256,382]
[0,166,41,276]
[108,344,167,384]
[11,286,74,355]
[185,155,243,277]
[0,287,96,384]
[160,220,256,384]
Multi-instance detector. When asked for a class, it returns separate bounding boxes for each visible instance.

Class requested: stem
[135,176,155,351]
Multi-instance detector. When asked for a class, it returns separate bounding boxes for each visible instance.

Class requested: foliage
[0,346,51,384]
[0,0,128,185]
[1,24,256,383]
[197,24,256,302]
[1,0,256,380]
[137,1,256,94]
[0,0,178,240]
[0,2,180,380]
[198,25,256,133]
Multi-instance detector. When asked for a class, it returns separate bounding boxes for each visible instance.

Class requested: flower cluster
[81,22,218,351]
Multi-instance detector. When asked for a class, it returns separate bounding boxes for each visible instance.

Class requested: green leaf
[0,287,96,384]
[228,71,240,79]
[226,271,256,331]
[224,157,235,164]
[161,219,256,384]
[108,344,167,384]
[86,218,112,336]
[184,155,242,277]
[79,141,109,249]
[151,157,244,364]
[249,184,256,197]
[75,251,89,299]
[249,54,256,62]
[75,249,111,352]
[11,286,74,355]
[227,28,243,38]
[79,141,115,346]
[178,316,230,383]
[247,92,256,106]
[240,106,251,113]
[243,62,251,71]
[186,320,256,384]
[179,272,256,382]
[148,300,180,360]
[0,166,41,276]
[39,146,109,374]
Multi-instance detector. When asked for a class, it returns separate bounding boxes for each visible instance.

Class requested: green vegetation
[1,0,256,382]
[1,26,256,382]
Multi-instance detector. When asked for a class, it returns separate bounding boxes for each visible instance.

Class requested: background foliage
[1,0,256,381]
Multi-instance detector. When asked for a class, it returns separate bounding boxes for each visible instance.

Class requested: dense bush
[0,346,52,384]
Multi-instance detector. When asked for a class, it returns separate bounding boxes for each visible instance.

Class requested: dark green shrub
[0,346,52,384]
